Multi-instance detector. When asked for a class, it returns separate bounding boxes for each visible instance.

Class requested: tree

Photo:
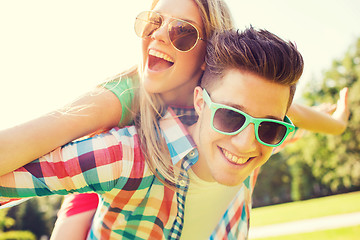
[0,208,36,240]
[5,196,63,239]
[298,37,360,195]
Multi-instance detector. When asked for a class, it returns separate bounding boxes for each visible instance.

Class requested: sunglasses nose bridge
[230,122,258,151]
[150,19,172,44]
[246,118,275,146]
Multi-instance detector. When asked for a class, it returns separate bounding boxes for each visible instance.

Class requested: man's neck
[186,123,215,182]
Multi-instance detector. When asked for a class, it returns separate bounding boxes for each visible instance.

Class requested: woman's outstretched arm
[287,87,350,135]
[0,88,122,176]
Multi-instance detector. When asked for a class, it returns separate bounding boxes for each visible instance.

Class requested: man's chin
[213,175,247,187]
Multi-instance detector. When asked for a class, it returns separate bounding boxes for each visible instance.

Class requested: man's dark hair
[201,26,304,110]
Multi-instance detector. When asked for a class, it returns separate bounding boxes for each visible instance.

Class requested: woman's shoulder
[104,66,140,88]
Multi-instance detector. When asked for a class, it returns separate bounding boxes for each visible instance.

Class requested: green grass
[252,225,360,240]
[251,191,360,227]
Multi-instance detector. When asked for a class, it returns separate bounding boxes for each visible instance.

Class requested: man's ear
[194,86,204,115]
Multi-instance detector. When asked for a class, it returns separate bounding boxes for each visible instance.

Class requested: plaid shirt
[0,107,258,240]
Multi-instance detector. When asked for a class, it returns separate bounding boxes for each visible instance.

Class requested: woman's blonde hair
[134,0,236,188]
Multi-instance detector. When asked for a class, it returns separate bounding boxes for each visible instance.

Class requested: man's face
[191,69,290,186]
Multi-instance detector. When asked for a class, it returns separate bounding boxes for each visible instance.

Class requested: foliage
[0,208,15,231]
[252,153,292,207]
[0,231,36,240]
[4,196,63,239]
[0,208,36,240]
[288,37,360,198]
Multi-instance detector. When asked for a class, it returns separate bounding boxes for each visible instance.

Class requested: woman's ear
[193,86,204,115]
[200,61,206,71]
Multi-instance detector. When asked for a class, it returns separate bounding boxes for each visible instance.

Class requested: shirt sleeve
[102,74,139,126]
[0,126,141,200]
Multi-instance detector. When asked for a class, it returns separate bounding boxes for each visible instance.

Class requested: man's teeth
[149,49,174,63]
[222,148,249,164]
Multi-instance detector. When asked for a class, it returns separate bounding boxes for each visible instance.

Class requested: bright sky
[1,0,359,128]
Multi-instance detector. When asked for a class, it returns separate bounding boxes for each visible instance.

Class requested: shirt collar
[159,107,197,165]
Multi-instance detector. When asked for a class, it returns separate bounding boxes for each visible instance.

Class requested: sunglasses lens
[134,11,201,52]
[134,11,162,38]
[258,122,287,145]
[168,20,199,51]
[213,108,246,133]
[215,107,288,146]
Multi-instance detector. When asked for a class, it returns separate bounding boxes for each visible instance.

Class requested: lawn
[252,225,360,240]
[250,191,360,227]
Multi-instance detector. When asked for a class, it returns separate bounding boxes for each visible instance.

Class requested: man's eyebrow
[219,101,284,121]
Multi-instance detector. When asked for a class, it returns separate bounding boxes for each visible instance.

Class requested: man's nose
[231,123,258,151]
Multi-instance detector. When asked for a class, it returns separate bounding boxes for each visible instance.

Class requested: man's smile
[220,147,254,165]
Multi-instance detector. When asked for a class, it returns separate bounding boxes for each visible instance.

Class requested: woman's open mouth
[148,49,174,71]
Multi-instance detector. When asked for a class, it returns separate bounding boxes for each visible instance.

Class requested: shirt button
[188,150,195,157]
[179,180,187,187]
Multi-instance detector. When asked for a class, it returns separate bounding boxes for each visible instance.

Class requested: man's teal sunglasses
[203,89,295,147]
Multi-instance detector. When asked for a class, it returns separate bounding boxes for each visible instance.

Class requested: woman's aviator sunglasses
[202,89,295,147]
[134,11,205,52]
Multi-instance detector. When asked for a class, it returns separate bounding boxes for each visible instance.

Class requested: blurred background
[0,0,359,239]
[0,0,359,127]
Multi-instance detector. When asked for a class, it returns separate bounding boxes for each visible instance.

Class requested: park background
[0,0,359,239]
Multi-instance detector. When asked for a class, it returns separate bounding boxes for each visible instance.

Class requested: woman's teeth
[222,148,249,165]
[148,49,174,71]
[149,49,174,63]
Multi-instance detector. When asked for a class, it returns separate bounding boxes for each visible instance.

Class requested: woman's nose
[151,21,169,45]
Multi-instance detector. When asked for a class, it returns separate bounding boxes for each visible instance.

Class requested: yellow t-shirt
[181,168,241,239]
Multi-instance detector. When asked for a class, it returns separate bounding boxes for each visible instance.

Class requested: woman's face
[141,0,207,106]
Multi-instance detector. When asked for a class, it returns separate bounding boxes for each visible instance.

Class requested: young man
[0,27,303,239]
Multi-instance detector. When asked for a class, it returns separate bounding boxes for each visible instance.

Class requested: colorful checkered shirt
[0,107,258,240]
